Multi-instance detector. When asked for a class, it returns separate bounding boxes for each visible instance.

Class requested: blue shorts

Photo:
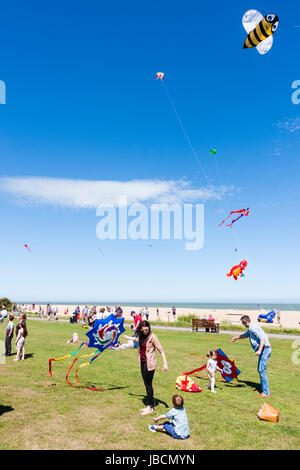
[163,422,189,440]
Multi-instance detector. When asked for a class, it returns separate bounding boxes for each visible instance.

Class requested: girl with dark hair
[125,320,168,416]
[14,320,28,361]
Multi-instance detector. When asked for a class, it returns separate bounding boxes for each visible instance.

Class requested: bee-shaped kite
[242,10,279,55]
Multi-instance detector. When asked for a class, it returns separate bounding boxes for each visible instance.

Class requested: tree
[0,298,13,311]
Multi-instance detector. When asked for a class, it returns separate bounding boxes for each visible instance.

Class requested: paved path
[26,316,300,340]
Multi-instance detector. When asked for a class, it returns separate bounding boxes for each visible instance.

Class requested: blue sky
[0,0,299,303]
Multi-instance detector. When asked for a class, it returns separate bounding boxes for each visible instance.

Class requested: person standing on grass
[130,311,142,337]
[15,313,27,339]
[232,315,272,398]
[5,315,14,356]
[115,305,123,318]
[0,305,8,322]
[125,320,168,416]
[206,349,222,393]
[14,320,28,361]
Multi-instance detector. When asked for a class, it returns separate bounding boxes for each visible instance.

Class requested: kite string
[161,80,244,256]
[162,81,209,181]
[212,153,244,254]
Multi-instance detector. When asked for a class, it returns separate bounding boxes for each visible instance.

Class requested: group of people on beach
[26,303,178,323]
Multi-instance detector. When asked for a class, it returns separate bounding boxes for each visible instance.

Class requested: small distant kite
[155,72,165,81]
[97,248,104,256]
[242,10,279,55]
[227,260,248,281]
[219,208,249,227]
[24,244,31,253]
[209,149,216,156]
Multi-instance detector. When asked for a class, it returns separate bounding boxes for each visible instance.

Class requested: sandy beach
[28,304,300,330]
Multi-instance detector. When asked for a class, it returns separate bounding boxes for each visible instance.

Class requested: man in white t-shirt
[0,306,8,322]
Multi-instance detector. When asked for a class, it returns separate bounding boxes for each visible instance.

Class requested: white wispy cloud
[276,117,300,134]
[0,176,235,209]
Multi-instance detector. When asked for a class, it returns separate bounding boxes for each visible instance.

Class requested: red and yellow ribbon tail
[75,361,105,391]
[48,342,88,377]
[65,351,104,391]
[66,357,80,387]
[49,354,71,377]
[184,364,207,376]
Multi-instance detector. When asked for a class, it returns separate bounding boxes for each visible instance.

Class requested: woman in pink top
[126,320,168,416]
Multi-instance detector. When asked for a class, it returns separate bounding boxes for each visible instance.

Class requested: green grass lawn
[0,320,299,450]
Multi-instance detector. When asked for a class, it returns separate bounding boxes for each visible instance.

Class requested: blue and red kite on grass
[185,348,241,383]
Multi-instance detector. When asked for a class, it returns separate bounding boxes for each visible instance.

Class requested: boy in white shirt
[5,315,14,356]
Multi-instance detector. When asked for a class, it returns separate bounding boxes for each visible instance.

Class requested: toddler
[206,349,222,393]
[148,394,189,440]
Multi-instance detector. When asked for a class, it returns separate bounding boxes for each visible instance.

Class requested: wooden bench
[192,318,219,333]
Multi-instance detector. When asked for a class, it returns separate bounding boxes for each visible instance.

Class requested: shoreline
[20,303,300,331]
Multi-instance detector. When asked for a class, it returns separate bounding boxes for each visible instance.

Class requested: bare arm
[160,350,168,371]
[232,333,247,342]
[124,335,139,342]
[255,339,265,356]
[153,414,167,423]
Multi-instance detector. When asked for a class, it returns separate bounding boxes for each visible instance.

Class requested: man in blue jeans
[232,315,272,397]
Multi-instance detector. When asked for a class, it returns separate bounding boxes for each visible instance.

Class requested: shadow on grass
[128,393,169,409]
[236,380,261,392]
[78,383,129,391]
[4,353,34,359]
[0,405,14,416]
[24,353,34,360]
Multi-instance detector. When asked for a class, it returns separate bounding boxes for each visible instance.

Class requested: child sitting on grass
[206,349,222,393]
[147,394,189,440]
[67,332,79,344]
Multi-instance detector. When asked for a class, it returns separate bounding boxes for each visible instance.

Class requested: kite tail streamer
[64,351,104,390]
[184,365,207,376]
[49,342,88,377]
[66,357,79,387]
[75,361,104,391]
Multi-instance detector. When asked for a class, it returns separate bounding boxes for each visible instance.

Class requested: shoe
[148,425,156,433]
[206,386,211,390]
[211,390,216,393]
[257,393,270,398]
[13,358,19,361]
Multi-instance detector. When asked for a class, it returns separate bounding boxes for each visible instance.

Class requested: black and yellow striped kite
[242,10,279,55]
